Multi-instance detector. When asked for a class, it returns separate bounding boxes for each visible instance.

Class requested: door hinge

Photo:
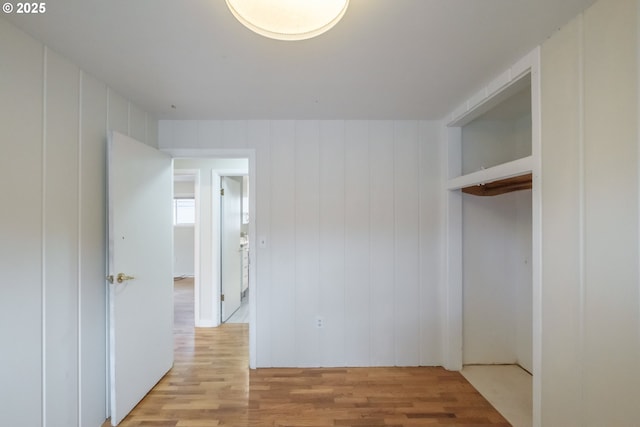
[220,188,224,196]
[221,294,225,302]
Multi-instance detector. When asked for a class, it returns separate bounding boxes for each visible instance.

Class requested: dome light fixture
[225,0,349,41]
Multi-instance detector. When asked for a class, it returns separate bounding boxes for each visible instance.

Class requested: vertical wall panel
[419,121,443,365]
[582,0,639,423]
[269,121,296,366]
[0,19,44,427]
[540,15,583,426]
[369,121,396,366]
[318,121,346,366]
[248,121,272,367]
[344,121,371,366]
[293,121,321,366]
[393,121,421,365]
[80,72,108,427]
[444,126,463,371]
[44,48,80,427]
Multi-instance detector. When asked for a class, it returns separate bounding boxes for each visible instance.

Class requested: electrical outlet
[315,316,324,329]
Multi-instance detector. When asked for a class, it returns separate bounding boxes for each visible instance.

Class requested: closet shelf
[461,173,532,196]
[447,156,532,191]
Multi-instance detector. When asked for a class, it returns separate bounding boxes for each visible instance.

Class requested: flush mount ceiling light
[225,0,349,41]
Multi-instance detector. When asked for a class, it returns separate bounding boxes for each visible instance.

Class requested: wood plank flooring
[106,279,510,426]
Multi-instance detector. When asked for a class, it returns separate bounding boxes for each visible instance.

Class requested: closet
[461,76,532,371]
[444,49,540,425]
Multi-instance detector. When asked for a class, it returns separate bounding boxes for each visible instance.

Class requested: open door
[107,131,174,425]
[220,176,242,322]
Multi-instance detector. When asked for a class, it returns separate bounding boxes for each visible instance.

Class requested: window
[173,198,195,225]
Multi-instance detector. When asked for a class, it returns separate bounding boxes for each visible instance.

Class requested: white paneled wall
[45,43,80,427]
[159,119,445,368]
[0,18,158,427]
[418,122,445,364]
[79,71,110,426]
[343,121,371,365]
[369,122,397,366]
[0,18,43,427]
[393,122,421,366]
[540,0,640,424]
[318,121,346,366]
[294,121,321,366]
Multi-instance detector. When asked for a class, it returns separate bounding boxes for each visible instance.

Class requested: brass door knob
[107,273,136,284]
[116,273,135,283]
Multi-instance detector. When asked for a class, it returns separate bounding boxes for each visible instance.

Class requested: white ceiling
[6,0,595,120]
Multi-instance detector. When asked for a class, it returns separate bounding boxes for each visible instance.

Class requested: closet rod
[461,173,532,196]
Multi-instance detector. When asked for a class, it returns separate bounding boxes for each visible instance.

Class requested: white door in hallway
[107,131,174,425]
[221,176,242,322]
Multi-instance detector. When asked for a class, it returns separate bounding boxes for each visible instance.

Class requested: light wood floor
[105,279,510,426]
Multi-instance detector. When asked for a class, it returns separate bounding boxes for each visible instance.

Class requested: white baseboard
[173,273,195,278]
[195,319,218,327]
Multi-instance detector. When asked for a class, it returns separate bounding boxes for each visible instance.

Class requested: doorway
[169,150,257,369]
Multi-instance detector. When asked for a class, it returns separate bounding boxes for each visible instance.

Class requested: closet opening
[444,51,541,427]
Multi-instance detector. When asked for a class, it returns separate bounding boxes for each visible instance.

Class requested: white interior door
[221,176,242,321]
[107,131,174,426]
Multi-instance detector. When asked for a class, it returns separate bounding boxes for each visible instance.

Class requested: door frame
[165,149,257,369]
[217,173,248,324]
